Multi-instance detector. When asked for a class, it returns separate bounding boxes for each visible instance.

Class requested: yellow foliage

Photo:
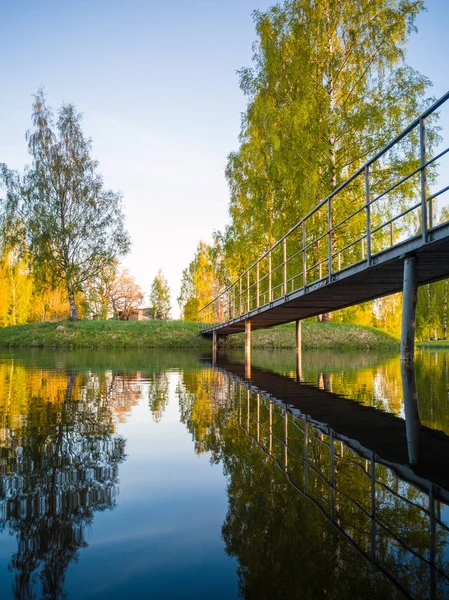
[29,287,71,322]
[0,254,33,326]
[373,293,402,335]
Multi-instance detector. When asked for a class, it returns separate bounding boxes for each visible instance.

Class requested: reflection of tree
[0,367,127,600]
[218,421,400,600]
[148,372,170,422]
[415,351,449,434]
[177,370,229,455]
[104,371,141,423]
[177,368,449,599]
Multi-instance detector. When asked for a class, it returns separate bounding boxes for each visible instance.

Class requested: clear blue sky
[1,0,448,316]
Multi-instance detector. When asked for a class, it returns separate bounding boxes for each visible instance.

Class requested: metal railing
[200,91,449,329]
[223,372,449,599]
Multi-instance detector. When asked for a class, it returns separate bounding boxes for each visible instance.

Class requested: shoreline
[0,320,399,351]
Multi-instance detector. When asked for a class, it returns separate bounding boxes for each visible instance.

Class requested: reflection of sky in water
[65,376,236,599]
[1,350,449,599]
[0,367,237,600]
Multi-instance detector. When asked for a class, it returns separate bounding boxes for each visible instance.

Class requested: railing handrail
[199,89,449,316]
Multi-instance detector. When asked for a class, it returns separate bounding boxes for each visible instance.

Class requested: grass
[0,319,399,350]
[0,320,208,349]
[222,321,399,350]
[417,340,449,349]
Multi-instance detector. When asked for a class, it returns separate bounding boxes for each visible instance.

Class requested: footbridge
[200,92,449,361]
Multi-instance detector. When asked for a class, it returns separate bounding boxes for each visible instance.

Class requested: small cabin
[128,307,155,321]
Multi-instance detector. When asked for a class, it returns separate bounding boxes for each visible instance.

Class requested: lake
[0,347,448,599]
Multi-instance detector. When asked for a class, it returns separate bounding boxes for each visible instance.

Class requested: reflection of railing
[200,91,449,329]
[221,372,449,600]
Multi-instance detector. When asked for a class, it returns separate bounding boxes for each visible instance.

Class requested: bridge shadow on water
[204,355,449,600]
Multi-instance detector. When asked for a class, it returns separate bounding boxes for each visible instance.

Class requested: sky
[1,0,448,317]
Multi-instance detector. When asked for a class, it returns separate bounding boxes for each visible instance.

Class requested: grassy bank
[0,320,399,350]
[417,340,449,349]
[222,322,399,350]
[0,320,208,349]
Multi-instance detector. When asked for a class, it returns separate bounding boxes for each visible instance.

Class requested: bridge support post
[401,361,420,466]
[401,256,418,362]
[296,320,302,382]
[212,330,217,366]
[245,320,251,380]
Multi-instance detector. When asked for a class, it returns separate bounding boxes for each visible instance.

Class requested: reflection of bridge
[215,359,449,493]
[213,359,449,599]
[200,92,449,362]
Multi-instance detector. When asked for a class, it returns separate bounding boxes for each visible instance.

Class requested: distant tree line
[0,90,171,324]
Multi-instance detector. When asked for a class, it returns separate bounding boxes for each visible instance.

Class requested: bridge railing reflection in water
[206,367,449,600]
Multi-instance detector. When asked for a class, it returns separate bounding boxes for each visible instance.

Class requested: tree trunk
[319,0,335,326]
[67,285,79,321]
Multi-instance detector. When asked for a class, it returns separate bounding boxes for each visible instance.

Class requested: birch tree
[0,89,130,320]
[224,0,431,318]
[150,269,171,320]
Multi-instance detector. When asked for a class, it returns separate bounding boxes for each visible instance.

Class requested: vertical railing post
[371,452,376,562]
[268,251,272,302]
[256,262,260,308]
[239,277,242,316]
[245,320,251,380]
[257,393,260,443]
[296,320,302,382]
[212,330,217,365]
[328,196,332,279]
[284,411,288,472]
[330,431,335,521]
[430,484,436,599]
[283,238,287,296]
[304,417,309,492]
[302,222,306,289]
[239,386,242,424]
[247,270,250,313]
[269,401,273,456]
[420,117,428,242]
[365,165,371,264]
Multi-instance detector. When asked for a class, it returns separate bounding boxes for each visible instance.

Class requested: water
[0,348,448,599]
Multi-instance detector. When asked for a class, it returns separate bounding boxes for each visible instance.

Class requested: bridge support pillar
[401,361,420,465]
[212,330,218,366]
[296,320,302,382]
[245,320,251,380]
[401,256,418,362]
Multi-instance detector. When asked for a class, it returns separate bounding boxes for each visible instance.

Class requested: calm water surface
[0,348,448,599]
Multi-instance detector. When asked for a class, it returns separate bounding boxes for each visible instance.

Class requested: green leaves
[150,269,171,320]
[0,90,131,320]
[223,0,431,278]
